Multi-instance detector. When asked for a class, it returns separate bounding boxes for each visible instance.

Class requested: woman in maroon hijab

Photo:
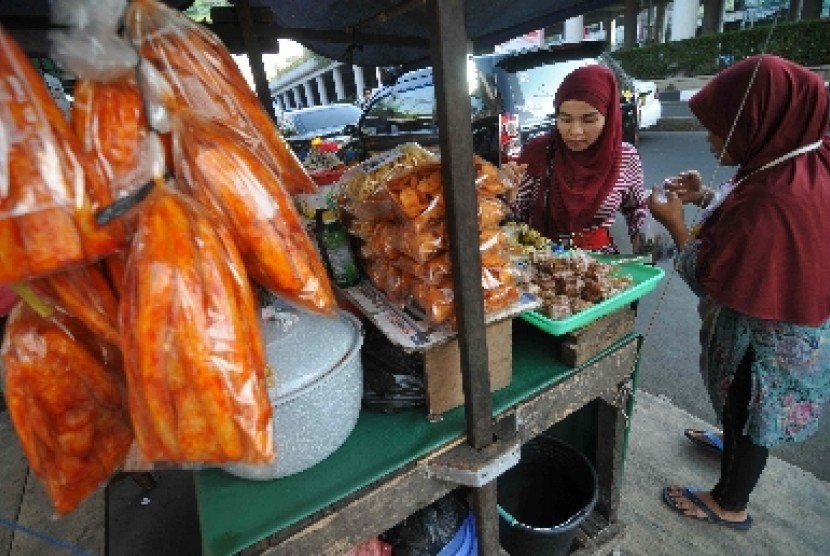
[650,55,830,530]
[511,64,648,252]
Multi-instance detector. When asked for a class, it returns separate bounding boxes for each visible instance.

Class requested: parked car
[354,40,657,164]
[356,64,502,163]
[280,103,362,161]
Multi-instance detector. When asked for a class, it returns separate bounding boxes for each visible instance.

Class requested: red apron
[573,227,612,251]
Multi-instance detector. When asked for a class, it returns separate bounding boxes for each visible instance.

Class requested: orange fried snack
[33,262,121,348]
[1,304,132,515]
[0,26,125,285]
[124,0,315,195]
[120,188,273,465]
[173,111,335,314]
[71,75,159,201]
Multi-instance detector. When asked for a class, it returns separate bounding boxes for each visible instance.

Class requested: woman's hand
[648,190,691,248]
[663,170,709,206]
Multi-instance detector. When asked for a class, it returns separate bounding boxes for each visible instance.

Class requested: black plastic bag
[361,323,426,413]
[382,491,469,556]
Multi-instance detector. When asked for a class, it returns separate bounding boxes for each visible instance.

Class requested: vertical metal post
[427,1,499,553]
[234,0,277,119]
[426,0,491,457]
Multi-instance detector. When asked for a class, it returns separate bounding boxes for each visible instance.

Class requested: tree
[184,0,230,22]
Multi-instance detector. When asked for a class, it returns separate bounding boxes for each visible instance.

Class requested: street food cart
[190,4,658,553]
[0,1,661,554]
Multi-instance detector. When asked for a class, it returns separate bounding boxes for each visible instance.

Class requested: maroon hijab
[518,64,622,237]
[691,55,830,326]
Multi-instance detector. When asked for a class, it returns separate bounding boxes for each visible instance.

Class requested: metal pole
[234,0,277,119]
[427,0,499,553]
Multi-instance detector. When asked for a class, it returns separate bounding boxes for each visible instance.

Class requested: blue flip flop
[684,428,723,455]
[662,486,753,531]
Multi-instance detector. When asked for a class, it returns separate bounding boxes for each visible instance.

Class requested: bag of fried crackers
[171,110,335,315]
[119,184,273,467]
[337,142,437,221]
[124,0,314,195]
[51,0,165,209]
[0,25,127,286]
[383,156,513,230]
[1,301,132,515]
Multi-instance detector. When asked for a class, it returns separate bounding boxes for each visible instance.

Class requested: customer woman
[649,54,830,530]
[511,64,648,253]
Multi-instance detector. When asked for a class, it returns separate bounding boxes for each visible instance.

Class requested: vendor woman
[511,64,648,253]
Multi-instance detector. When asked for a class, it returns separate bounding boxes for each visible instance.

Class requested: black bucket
[497,435,598,556]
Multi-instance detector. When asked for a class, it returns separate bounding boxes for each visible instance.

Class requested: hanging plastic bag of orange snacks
[172,110,335,315]
[124,0,315,195]
[119,185,273,466]
[1,302,132,516]
[0,26,126,286]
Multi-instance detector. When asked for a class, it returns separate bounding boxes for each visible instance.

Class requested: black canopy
[1,1,621,67]
[208,0,619,67]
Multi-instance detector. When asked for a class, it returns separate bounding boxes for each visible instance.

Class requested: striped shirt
[511,142,649,253]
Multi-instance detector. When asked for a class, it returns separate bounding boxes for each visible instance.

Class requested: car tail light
[499,112,521,163]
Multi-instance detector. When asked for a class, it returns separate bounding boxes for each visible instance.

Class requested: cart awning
[208,0,621,68]
[1,0,622,68]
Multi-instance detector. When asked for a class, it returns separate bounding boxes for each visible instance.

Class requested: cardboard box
[344,281,535,415]
[423,318,512,415]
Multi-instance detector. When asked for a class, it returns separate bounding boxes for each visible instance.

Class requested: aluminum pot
[223,305,363,480]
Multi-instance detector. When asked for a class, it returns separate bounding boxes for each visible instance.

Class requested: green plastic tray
[519,256,665,336]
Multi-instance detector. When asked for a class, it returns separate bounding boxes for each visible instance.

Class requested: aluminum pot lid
[260,299,357,398]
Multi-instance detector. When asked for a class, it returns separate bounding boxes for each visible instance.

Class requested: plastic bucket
[497,435,598,556]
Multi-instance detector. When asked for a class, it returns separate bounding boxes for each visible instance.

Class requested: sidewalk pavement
[614,390,830,556]
[3,387,829,555]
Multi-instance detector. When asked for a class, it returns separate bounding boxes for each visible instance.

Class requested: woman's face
[706,131,737,165]
[556,100,606,151]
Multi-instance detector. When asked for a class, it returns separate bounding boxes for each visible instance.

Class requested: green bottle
[317,209,360,287]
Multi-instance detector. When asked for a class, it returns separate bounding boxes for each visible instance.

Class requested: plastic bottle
[316,209,360,288]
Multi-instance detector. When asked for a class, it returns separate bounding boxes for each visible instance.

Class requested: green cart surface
[195,321,638,556]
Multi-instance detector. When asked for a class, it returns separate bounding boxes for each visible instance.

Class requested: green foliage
[611,19,830,79]
[184,0,230,22]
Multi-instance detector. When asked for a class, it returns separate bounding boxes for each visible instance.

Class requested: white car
[633,79,662,130]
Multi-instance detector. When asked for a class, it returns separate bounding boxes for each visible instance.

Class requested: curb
[649,117,705,132]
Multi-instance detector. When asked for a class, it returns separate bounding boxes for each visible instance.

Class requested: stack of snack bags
[1,0,335,515]
[341,146,519,328]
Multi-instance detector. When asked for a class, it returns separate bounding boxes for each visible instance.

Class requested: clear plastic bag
[642,211,677,263]
[49,0,137,83]
[0,27,127,285]
[51,0,144,183]
[70,76,165,206]
[1,302,132,515]
[124,0,315,195]
[338,143,437,220]
[120,186,273,466]
[32,262,121,347]
[172,110,336,314]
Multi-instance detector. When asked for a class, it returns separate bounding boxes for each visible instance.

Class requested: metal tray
[519,256,665,336]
